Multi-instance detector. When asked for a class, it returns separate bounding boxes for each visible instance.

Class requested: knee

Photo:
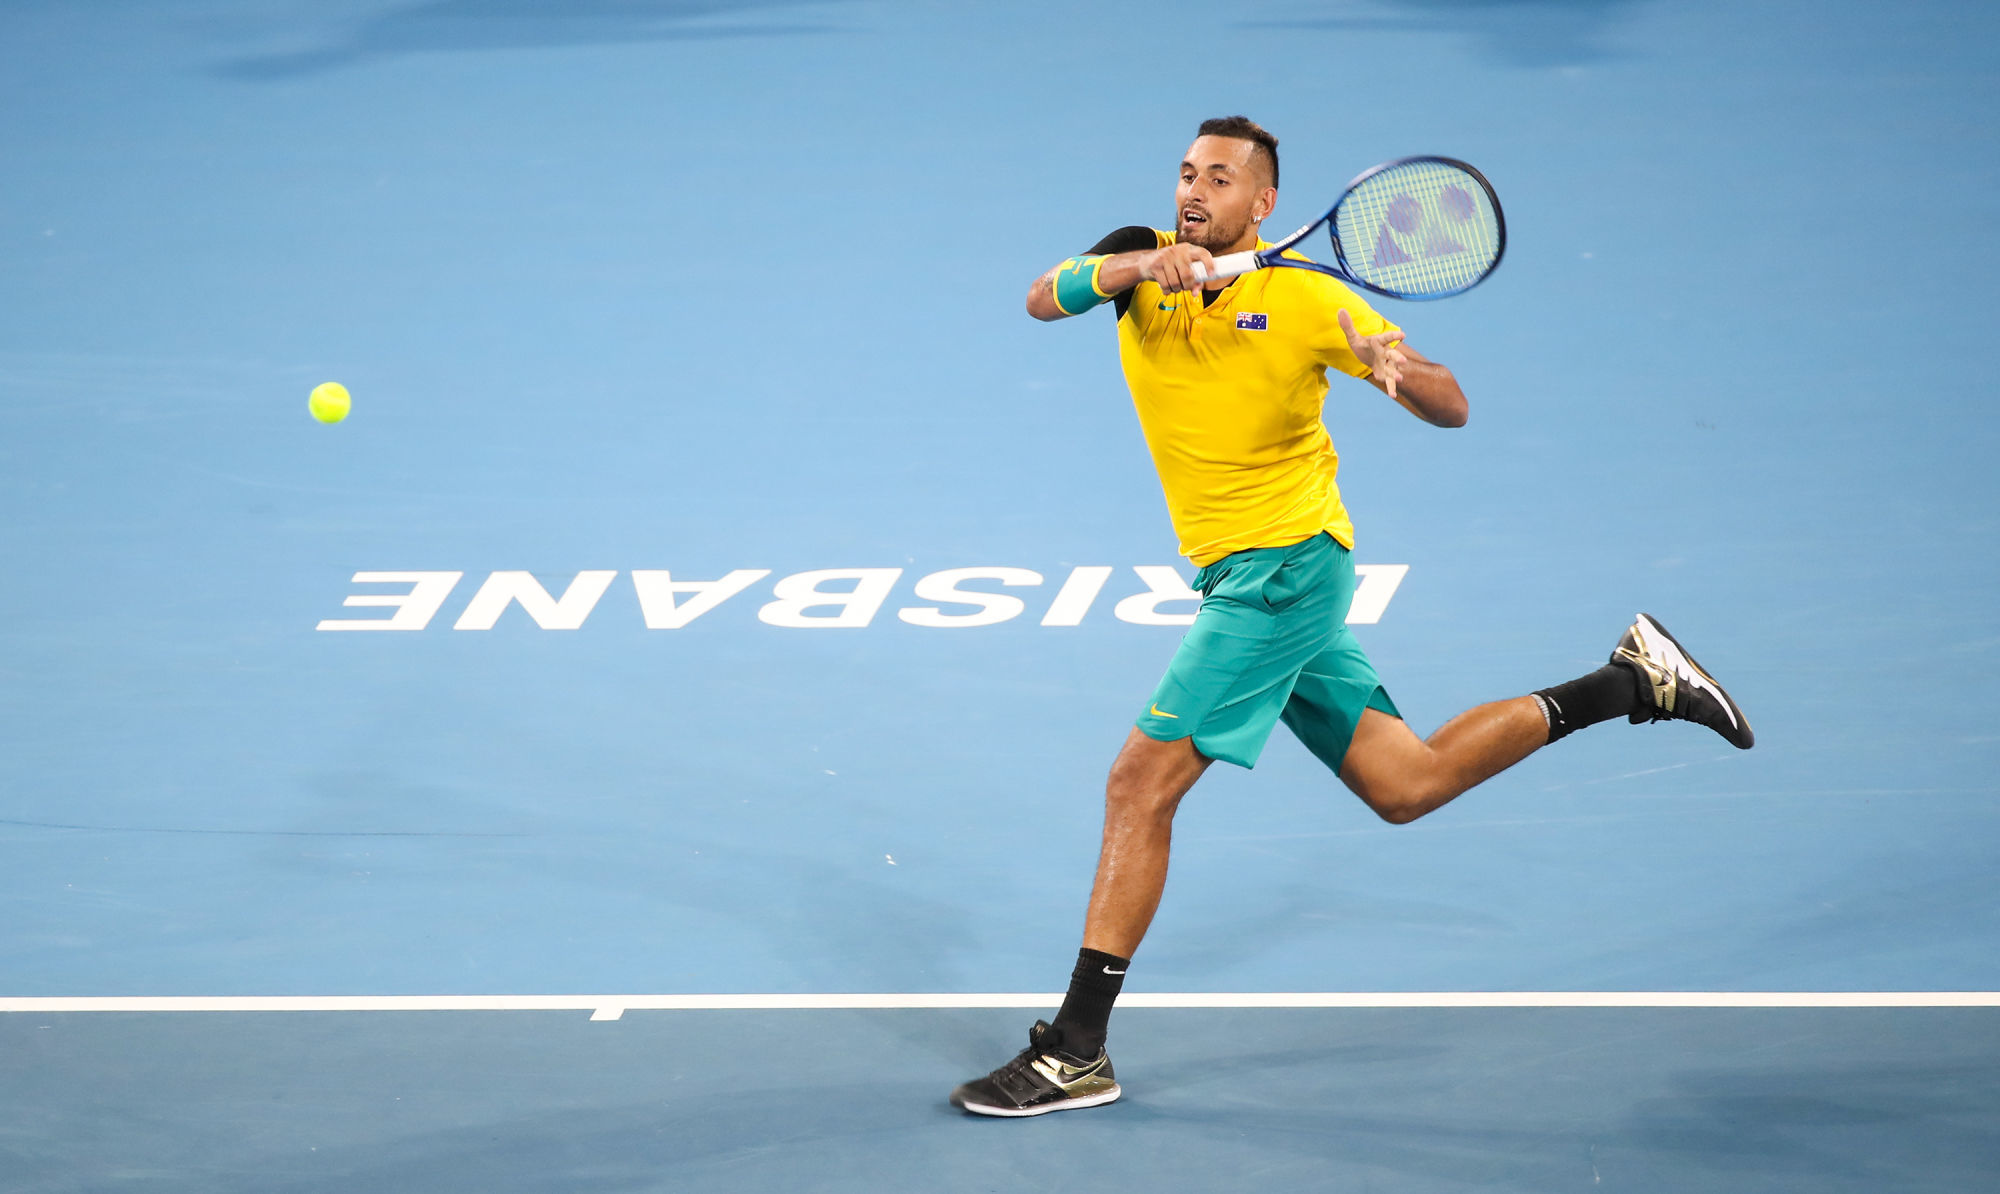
[1341,713,1460,826]
[1356,775,1443,826]
[1372,798,1427,826]
[1105,758,1187,822]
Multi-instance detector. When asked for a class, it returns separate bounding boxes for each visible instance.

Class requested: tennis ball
[309,381,351,424]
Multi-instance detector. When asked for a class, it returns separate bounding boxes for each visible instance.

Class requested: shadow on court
[1612,1060,2000,1188]
[6,1009,1996,1193]
[1243,0,1654,67]
[205,0,845,79]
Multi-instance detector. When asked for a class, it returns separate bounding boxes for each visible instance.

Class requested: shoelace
[988,1055,1050,1103]
[991,1024,1064,1091]
[1620,652,1676,722]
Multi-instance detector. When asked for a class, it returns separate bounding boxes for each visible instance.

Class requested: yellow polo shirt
[1114,229,1400,566]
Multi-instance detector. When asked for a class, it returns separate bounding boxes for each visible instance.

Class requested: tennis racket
[1189,156,1505,300]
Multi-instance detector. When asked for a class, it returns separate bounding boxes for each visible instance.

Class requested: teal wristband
[1052,254,1111,315]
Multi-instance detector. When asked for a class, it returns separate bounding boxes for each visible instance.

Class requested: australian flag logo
[1236,312,1268,331]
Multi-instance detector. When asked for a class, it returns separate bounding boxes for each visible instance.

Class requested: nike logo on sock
[1102,966,1126,975]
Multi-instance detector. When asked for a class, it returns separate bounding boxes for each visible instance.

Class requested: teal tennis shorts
[1136,532,1400,771]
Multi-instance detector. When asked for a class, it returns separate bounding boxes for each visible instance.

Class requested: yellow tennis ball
[309,381,351,424]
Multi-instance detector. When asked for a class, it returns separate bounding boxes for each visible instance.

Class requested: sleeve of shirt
[1084,226,1167,320]
[1312,279,1404,379]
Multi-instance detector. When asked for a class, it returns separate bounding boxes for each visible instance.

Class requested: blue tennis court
[4,0,1997,1189]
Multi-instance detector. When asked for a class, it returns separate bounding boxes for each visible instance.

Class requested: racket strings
[1334,160,1501,298]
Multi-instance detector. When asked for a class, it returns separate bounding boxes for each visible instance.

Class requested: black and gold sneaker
[949,1021,1121,1118]
[1613,613,1754,749]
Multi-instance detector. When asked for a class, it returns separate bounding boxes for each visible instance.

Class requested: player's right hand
[1139,243,1218,294]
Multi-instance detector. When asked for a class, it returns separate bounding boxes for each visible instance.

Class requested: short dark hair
[1196,115,1278,189]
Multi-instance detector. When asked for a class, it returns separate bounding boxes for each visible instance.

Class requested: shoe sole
[951,1085,1122,1118]
[1634,612,1754,749]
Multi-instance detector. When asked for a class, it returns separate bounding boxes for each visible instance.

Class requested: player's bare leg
[1341,612,1756,825]
[1339,700,1547,824]
[1081,729,1211,958]
[949,730,1205,1118]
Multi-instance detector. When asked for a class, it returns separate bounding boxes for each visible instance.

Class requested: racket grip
[1190,250,1259,283]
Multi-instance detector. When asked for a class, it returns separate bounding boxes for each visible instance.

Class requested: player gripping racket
[1036,151,1500,410]
[951,117,1753,1119]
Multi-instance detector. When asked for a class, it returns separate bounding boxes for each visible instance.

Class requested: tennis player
[950,116,1754,1118]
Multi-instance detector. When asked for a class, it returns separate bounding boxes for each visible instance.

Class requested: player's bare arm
[1025,243,1221,321]
[1027,136,1274,321]
[1338,307,1468,427]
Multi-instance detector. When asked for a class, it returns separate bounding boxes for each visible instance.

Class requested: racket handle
[1190,250,1259,283]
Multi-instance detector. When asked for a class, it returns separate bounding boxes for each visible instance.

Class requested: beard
[1179,209,1251,250]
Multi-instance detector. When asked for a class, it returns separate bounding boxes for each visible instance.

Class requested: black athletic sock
[1532,662,1644,743]
[1049,948,1128,1059]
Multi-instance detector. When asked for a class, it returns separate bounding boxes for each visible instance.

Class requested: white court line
[2,993,1998,1022]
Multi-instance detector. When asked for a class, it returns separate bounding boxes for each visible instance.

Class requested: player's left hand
[1338,308,1407,398]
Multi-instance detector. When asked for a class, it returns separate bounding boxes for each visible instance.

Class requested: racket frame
[1195,155,1506,301]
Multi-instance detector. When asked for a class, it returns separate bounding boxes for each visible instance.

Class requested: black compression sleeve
[1087,225,1157,256]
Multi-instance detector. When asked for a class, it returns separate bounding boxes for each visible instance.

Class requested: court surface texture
[3,1,1997,1190]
